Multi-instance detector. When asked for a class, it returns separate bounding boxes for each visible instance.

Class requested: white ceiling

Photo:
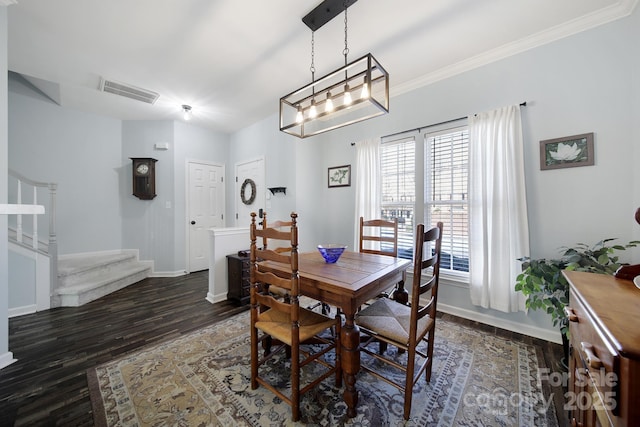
[7,0,637,134]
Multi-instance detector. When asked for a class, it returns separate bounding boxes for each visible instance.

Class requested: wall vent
[99,78,159,104]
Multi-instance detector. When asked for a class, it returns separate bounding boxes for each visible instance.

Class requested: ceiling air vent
[99,78,159,104]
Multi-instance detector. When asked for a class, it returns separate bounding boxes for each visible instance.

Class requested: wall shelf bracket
[268,187,287,195]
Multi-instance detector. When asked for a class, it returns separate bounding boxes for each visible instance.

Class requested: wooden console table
[563,270,640,427]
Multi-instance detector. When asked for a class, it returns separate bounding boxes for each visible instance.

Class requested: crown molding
[392,0,639,98]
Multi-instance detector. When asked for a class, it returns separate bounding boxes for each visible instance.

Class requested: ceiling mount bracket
[302,0,358,31]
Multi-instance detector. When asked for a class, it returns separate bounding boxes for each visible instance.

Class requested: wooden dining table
[259,250,411,418]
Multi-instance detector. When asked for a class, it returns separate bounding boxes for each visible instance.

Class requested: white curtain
[353,139,381,250]
[468,105,530,312]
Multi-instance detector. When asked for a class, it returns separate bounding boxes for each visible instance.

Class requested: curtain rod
[353,101,527,144]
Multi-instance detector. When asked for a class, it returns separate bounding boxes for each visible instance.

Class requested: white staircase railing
[7,169,58,305]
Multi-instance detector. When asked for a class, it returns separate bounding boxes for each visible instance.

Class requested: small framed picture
[328,165,351,188]
[540,132,594,170]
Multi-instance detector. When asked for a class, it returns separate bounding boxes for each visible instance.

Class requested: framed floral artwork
[328,165,351,188]
[539,132,594,170]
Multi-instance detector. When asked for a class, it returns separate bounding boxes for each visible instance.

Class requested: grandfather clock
[130,157,157,200]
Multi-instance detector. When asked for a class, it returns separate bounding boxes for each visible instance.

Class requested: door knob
[190,221,196,225]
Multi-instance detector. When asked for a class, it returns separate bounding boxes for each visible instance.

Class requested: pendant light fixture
[279,0,389,138]
[182,104,192,121]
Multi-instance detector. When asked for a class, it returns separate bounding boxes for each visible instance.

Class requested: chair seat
[356,298,433,345]
[256,307,336,345]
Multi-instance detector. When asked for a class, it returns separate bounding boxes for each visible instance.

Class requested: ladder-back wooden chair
[261,211,292,254]
[259,211,292,300]
[261,211,330,315]
[249,212,342,422]
[359,217,398,257]
[355,222,443,421]
[359,217,401,300]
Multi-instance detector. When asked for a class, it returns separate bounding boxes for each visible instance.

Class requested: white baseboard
[438,303,562,344]
[206,292,227,304]
[206,292,216,304]
[147,269,185,278]
[8,304,37,318]
[212,292,227,303]
[0,351,17,370]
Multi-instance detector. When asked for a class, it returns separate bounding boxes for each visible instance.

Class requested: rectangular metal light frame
[279,53,389,139]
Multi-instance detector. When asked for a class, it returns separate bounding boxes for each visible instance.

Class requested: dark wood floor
[0,271,247,426]
[0,272,568,426]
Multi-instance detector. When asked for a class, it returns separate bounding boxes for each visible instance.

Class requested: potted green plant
[515,238,639,365]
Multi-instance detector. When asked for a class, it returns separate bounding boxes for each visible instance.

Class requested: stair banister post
[48,183,58,296]
[32,186,38,250]
[16,179,22,243]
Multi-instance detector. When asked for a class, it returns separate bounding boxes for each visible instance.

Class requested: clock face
[136,163,149,175]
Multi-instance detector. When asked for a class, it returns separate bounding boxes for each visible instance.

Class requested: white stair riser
[58,254,138,287]
[54,251,151,307]
[57,268,149,307]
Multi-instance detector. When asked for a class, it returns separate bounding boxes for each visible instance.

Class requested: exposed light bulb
[361,78,369,99]
[182,104,192,121]
[325,92,334,112]
[295,106,303,123]
[309,100,317,118]
[344,85,352,106]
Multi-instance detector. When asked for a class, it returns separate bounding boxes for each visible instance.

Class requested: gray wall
[228,115,297,228]
[7,103,228,276]
[1,6,10,364]
[288,5,639,259]
[229,7,640,340]
[632,7,640,237]
[8,250,34,308]
[9,74,123,254]
[121,120,176,272]
[120,120,228,274]
[3,5,640,353]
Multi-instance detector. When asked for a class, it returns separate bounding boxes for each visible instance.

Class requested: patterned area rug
[87,310,559,426]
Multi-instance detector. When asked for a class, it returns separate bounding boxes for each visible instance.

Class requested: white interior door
[188,161,224,272]
[235,157,265,227]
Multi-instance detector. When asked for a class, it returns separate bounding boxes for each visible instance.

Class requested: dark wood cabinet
[227,253,250,306]
[564,270,640,427]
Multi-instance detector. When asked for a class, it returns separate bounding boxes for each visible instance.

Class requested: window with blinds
[381,137,415,259]
[425,129,469,272]
[381,125,469,274]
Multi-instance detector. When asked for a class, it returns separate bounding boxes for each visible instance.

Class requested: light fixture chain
[343,2,349,64]
[310,31,315,80]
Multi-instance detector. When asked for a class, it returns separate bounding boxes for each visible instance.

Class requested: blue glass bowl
[317,244,347,263]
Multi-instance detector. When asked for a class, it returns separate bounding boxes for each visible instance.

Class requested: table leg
[341,312,359,418]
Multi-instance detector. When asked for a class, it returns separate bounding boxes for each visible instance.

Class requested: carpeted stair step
[54,251,151,307]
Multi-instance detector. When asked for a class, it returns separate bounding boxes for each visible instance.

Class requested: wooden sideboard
[563,270,640,427]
